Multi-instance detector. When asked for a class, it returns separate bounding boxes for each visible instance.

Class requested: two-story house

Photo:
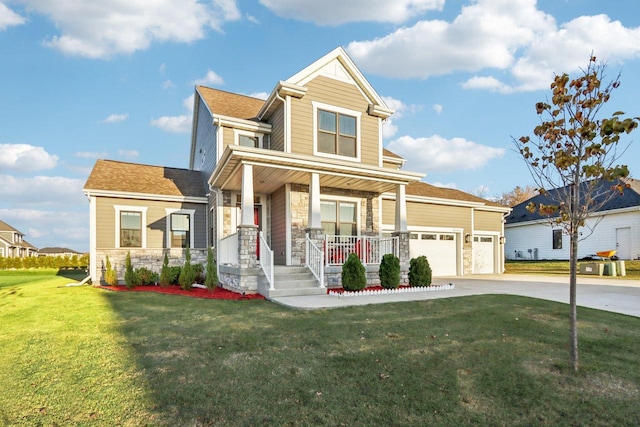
[0,219,38,258]
[84,47,510,296]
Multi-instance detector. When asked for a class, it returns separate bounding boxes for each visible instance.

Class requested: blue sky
[1,0,640,253]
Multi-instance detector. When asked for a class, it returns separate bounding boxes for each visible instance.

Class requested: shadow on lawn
[56,268,88,281]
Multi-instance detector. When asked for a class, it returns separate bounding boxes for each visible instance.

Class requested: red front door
[254,206,261,259]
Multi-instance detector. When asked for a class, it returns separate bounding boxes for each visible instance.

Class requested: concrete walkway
[270,274,640,317]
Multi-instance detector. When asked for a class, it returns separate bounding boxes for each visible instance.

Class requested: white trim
[285,183,292,266]
[89,196,97,282]
[216,188,224,246]
[312,101,362,162]
[285,95,292,153]
[382,192,508,211]
[216,124,224,163]
[320,195,362,237]
[233,129,264,148]
[472,230,501,274]
[165,208,196,249]
[84,189,206,204]
[213,114,271,133]
[114,205,148,249]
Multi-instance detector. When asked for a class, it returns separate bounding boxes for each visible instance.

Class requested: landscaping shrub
[178,247,195,290]
[159,253,172,287]
[124,252,135,288]
[409,255,432,287]
[205,247,219,290]
[342,252,367,291]
[104,256,117,286]
[169,266,181,285]
[193,263,205,284]
[379,253,400,289]
[135,267,158,285]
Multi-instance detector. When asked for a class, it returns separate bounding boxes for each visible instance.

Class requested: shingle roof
[84,160,207,198]
[197,86,265,120]
[0,219,23,235]
[38,247,79,254]
[382,148,403,159]
[506,179,640,224]
[406,181,503,207]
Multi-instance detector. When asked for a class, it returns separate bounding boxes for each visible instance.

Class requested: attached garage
[409,231,459,276]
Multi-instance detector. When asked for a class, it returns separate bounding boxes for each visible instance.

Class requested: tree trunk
[569,226,579,371]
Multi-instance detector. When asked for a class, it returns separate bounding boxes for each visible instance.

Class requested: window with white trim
[165,209,196,249]
[313,102,361,161]
[321,200,357,236]
[234,129,263,148]
[114,205,147,248]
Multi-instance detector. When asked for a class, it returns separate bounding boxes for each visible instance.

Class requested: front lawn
[1,270,639,426]
[506,259,640,279]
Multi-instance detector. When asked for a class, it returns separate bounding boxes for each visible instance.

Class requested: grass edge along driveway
[1,270,639,426]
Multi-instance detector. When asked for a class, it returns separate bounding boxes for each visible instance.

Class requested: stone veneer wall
[463,247,473,275]
[96,248,208,285]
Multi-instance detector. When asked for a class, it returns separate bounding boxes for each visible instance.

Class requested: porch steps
[259,266,326,298]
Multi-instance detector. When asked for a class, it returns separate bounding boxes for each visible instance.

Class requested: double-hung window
[120,211,142,247]
[318,109,357,157]
[552,229,562,250]
[171,213,190,248]
[321,200,357,236]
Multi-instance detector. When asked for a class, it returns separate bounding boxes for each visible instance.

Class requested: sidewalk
[269,274,640,317]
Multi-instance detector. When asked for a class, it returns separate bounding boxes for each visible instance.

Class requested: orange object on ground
[596,250,617,258]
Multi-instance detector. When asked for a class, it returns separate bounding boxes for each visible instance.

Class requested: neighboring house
[505,179,640,261]
[0,219,38,258]
[84,47,510,296]
[38,247,83,257]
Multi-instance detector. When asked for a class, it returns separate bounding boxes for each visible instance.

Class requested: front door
[254,205,262,259]
[616,227,631,259]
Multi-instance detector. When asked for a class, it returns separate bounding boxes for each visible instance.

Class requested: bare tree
[514,56,639,371]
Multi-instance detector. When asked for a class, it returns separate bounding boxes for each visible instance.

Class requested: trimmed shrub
[204,247,219,290]
[341,252,367,291]
[169,266,181,285]
[193,263,205,284]
[159,253,172,287]
[135,267,158,285]
[178,247,195,290]
[104,256,117,286]
[409,256,432,287]
[379,253,400,289]
[124,252,135,288]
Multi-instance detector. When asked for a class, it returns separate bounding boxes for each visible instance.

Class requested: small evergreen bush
[178,247,195,290]
[135,267,158,285]
[104,256,118,286]
[124,252,135,288]
[193,263,205,284]
[379,253,400,289]
[159,253,172,287]
[409,256,432,287]
[205,247,219,290]
[169,266,181,284]
[341,253,367,291]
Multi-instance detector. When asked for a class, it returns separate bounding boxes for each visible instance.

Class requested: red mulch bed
[327,285,412,294]
[99,284,265,300]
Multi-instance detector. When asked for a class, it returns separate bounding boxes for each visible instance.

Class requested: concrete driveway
[270,274,640,317]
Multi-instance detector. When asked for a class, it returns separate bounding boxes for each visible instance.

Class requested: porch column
[308,172,321,229]
[240,163,255,226]
[395,184,407,232]
[238,163,258,268]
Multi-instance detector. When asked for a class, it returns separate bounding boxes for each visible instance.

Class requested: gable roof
[39,247,80,255]
[506,179,640,225]
[0,219,23,235]
[406,181,505,208]
[84,160,207,199]
[196,86,265,120]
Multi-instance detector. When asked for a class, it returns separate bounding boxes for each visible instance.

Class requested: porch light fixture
[499,236,506,244]
[465,233,471,244]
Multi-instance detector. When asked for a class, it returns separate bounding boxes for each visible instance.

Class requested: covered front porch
[210,145,422,296]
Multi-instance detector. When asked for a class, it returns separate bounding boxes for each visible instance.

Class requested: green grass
[506,260,640,279]
[2,270,640,426]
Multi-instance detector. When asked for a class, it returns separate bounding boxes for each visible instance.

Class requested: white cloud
[382,120,398,139]
[432,104,443,114]
[260,0,443,25]
[102,113,128,123]
[162,79,175,89]
[150,115,191,133]
[0,175,85,205]
[75,151,108,159]
[0,143,58,171]
[246,14,259,24]
[19,0,241,58]
[347,0,640,93]
[118,150,139,160]
[0,2,25,30]
[182,95,195,112]
[429,181,457,189]
[247,91,269,100]
[387,134,505,173]
[192,70,224,86]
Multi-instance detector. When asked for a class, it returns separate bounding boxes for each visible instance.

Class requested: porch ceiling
[209,145,424,194]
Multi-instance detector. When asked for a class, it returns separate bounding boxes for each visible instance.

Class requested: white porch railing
[325,235,398,266]
[218,232,238,265]
[259,231,274,290]
[306,234,325,288]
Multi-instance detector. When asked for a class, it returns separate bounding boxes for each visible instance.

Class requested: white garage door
[473,236,495,274]
[409,232,457,276]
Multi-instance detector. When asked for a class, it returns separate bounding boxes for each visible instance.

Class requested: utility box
[604,262,617,277]
[616,260,626,277]
[580,263,604,276]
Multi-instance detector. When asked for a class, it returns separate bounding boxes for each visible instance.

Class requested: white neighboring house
[505,179,640,261]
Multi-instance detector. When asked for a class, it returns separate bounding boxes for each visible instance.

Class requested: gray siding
[269,104,285,152]
[193,98,218,176]
[271,185,287,265]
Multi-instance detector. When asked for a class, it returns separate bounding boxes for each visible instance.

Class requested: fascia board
[83,189,208,204]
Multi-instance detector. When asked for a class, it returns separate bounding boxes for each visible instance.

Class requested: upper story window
[313,102,361,161]
[235,130,264,148]
[114,205,147,248]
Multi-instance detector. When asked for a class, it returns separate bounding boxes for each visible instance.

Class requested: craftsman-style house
[84,47,510,296]
[0,219,38,258]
